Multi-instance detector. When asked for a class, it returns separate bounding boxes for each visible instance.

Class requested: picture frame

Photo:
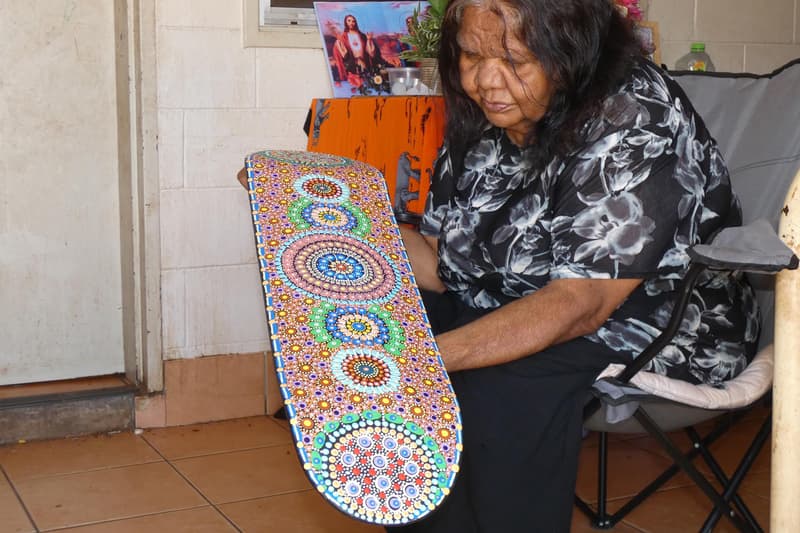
[634,21,661,66]
[314,1,422,98]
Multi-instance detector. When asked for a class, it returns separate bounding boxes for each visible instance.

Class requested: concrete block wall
[155,0,331,362]
[649,0,800,73]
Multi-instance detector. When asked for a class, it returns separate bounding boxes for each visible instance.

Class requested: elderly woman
[394,0,759,531]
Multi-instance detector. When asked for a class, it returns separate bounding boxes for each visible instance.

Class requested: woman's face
[457,5,555,146]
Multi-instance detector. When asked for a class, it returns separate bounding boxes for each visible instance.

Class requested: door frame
[117,0,163,392]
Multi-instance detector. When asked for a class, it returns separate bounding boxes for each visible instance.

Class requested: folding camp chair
[574,59,800,532]
[575,218,797,532]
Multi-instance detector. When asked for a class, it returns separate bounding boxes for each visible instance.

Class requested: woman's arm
[399,226,446,293]
[436,277,641,371]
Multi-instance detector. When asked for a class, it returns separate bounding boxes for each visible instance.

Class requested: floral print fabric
[420,60,759,386]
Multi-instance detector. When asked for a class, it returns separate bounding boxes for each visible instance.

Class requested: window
[242,0,319,48]
[262,0,317,27]
[243,0,400,48]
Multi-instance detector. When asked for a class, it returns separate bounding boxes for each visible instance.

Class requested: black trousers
[387,291,628,533]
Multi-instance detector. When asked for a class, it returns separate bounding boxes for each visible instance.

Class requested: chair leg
[596,431,609,525]
[574,432,616,529]
[698,414,770,533]
[686,421,755,528]
[633,408,756,533]
[577,410,760,530]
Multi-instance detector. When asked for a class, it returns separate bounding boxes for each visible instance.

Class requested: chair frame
[576,404,769,531]
[575,253,792,532]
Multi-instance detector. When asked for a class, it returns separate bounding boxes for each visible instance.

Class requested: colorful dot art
[245,150,462,525]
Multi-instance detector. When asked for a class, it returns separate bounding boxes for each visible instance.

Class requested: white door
[0,1,129,385]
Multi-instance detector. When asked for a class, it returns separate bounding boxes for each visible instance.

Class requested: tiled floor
[0,408,771,532]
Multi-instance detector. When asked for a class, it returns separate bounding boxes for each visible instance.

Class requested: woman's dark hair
[439,0,644,172]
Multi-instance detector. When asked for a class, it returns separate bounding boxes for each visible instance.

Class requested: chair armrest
[583,220,796,421]
[688,219,799,272]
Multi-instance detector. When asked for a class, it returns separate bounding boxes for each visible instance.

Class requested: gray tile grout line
[137,434,244,532]
[1,463,40,532]
[1,458,165,482]
[137,435,324,529]
[137,424,325,529]
[2,440,224,531]
[618,517,652,533]
[39,505,211,533]
[136,416,294,461]
[138,437,294,461]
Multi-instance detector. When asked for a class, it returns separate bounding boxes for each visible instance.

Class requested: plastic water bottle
[675,42,716,72]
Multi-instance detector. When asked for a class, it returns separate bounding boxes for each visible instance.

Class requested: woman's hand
[436,277,642,372]
[236,167,248,190]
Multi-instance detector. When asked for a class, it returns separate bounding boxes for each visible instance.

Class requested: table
[306,96,445,223]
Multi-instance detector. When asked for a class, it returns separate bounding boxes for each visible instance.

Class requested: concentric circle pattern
[277,232,400,304]
[310,302,406,355]
[294,174,350,204]
[309,411,450,525]
[304,203,357,230]
[331,348,400,394]
[287,198,372,237]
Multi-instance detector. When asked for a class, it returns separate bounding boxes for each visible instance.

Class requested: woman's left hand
[436,277,642,372]
[236,167,248,190]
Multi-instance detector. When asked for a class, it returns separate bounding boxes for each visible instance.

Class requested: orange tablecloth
[306,96,445,221]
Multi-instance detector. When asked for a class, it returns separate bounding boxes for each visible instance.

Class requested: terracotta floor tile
[698,418,772,476]
[0,472,35,533]
[612,485,770,533]
[740,469,770,498]
[143,416,290,460]
[14,462,206,531]
[57,507,238,532]
[575,438,691,504]
[219,490,383,533]
[270,415,291,431]
[571,506,644,532]
[0,433,161,481]
[625,414,771,477]
[171,444,311,504]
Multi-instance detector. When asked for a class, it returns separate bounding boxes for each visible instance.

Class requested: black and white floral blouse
[420,59,759,386]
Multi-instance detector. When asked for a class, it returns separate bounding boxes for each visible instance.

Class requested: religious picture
[314,1,425,97]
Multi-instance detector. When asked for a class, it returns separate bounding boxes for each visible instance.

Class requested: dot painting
[244,150,462,526]
[277,232,401,305]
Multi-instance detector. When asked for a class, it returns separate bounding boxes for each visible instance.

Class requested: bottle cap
[691,42,706,53]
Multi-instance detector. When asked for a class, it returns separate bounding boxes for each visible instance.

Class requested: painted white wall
[155,0,332,360]
[0,1,126,384]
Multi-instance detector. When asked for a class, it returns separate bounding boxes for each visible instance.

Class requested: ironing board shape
[244,149,462,526]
